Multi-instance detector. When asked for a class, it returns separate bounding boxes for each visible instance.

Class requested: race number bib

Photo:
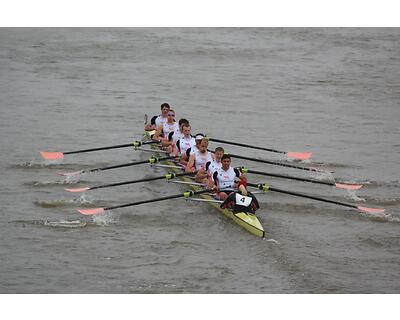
[235,194,252,207]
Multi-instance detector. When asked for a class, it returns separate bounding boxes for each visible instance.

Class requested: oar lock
[164,173,176,180]
[258,184,270,192]
[238,166,249,173]
[148,156,160,164]
[183,191,195,198]
[132,140,142,149]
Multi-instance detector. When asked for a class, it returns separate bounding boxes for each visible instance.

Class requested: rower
[174,123,195,157]
[212,154,242,201]
[169,118,190,144]
[185,138,214,183]
[144,102,170,132]
[220,177,260,214]
[152,109,179,152]
[180,133,205,166]
[196,146,224,188]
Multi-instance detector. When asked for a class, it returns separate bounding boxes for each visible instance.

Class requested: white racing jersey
[205,159,222,175]
[169,129,184,143]
[152,115,168,128]
[162,122,179,137]
[193,150,213,171]
[185,145,199,158]
[177,136,196,156]
[213,167,240,191]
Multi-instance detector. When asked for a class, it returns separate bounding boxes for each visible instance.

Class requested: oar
[208,137,312,160]
[239,167,362,190]
[59,156,175,176]
[65,171,195,193]
[40,140,159,160]
[215,151,328,173]
[248,182,385,214]
[77,189,213,215]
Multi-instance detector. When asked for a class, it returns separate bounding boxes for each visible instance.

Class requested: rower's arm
[185,154,196,173]
[180,147,190,165]
[152,126,163,142]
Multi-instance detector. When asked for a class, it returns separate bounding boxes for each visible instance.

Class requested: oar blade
[335,183,363,190]
[77,208,105,215]
[287,152,312,161]
[40,151,64,160]
[357,206,385,214]
[65,187,90,193]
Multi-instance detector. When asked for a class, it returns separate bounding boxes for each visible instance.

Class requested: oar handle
[64,140,158,155]
[208,137,284,154]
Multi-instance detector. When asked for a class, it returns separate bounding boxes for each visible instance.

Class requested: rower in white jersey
[180,133,204,166]
[212,154,242,201]
[173,123,195,157]
[185,139,214,183]
[202,147,224,188]
[168,118,189,144]
[152,109,179,152]
[144,103,170,132]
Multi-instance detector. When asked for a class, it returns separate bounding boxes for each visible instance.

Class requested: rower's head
[160,103,170,116]
[199,139,209,153]
[181,123,191,136]
[178,118,189,128]
[167,109,176,122]
[221,154,231,170]
[195,133,205,146]
[179,118,189,132]
[214,147,224,162]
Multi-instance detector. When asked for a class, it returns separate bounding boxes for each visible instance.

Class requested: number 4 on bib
[235,194,252,207]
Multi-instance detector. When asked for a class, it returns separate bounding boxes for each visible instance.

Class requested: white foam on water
[347,190,366,202]
[92,211,117,226]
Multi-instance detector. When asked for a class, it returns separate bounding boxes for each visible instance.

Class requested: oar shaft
[105,189,211,211]
[90,172,195,190]
[248,182,356,209]
[243,168,334,186]
[208,137,284,154]
[87,156,174,173]
[228,153,324,173]
[64,141,158,155]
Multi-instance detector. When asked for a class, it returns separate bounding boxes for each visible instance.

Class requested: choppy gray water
[1,28,399,293]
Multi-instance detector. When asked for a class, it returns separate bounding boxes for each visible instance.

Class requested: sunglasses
[167,113,175,116]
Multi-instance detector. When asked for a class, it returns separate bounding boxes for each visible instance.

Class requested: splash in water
[92,211,117,226]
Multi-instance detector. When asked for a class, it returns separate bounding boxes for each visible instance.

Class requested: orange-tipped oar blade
[335,183,363,190]
[287,152,312,161]
[77,208,105,215]
[65,187,90,193]
[40,151,64,160]
[357,206,385,214]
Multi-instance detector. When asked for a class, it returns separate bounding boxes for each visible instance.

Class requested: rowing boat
[144,131,266,238]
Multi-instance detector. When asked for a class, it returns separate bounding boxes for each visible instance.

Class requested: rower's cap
[195,133,205,140]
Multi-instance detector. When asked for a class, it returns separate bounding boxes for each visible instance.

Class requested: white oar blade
[40,151,64,160]
[77,208,105,215]
[287,152,312,160]
[357,206,385,214]
[65,187,90,193]
[58,171,83,176]
[335,183,363,190]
